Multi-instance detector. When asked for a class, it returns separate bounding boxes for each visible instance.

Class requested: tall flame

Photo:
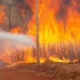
[0,0,80,64]
[26,0,80,62]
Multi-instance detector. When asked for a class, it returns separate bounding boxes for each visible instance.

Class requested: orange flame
[0,0,80,64]
[0,5,6,25]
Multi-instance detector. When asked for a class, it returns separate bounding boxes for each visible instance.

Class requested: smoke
[56,0,71,20]
[15,0,33,31]
[0,0,14,4]
[0,31,35,52]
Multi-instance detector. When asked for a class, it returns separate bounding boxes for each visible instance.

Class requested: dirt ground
[0,69,51,80]
[0,60,80,80]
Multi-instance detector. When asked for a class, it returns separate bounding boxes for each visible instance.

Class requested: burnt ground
[0,60,80,80]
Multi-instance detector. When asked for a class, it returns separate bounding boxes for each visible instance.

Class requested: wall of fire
[0,0,80,64]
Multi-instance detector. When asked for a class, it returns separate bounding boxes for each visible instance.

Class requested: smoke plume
[0,31,35,52]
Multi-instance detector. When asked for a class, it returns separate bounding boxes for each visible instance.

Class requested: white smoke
[0,31,35,53]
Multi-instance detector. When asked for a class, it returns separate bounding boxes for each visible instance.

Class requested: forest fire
[0,0,80,65]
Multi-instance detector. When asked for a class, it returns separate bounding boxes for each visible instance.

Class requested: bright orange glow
[0,0,80,64]
[0,5,6,25]
[26,0,80,63]
[9,26,22,33]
